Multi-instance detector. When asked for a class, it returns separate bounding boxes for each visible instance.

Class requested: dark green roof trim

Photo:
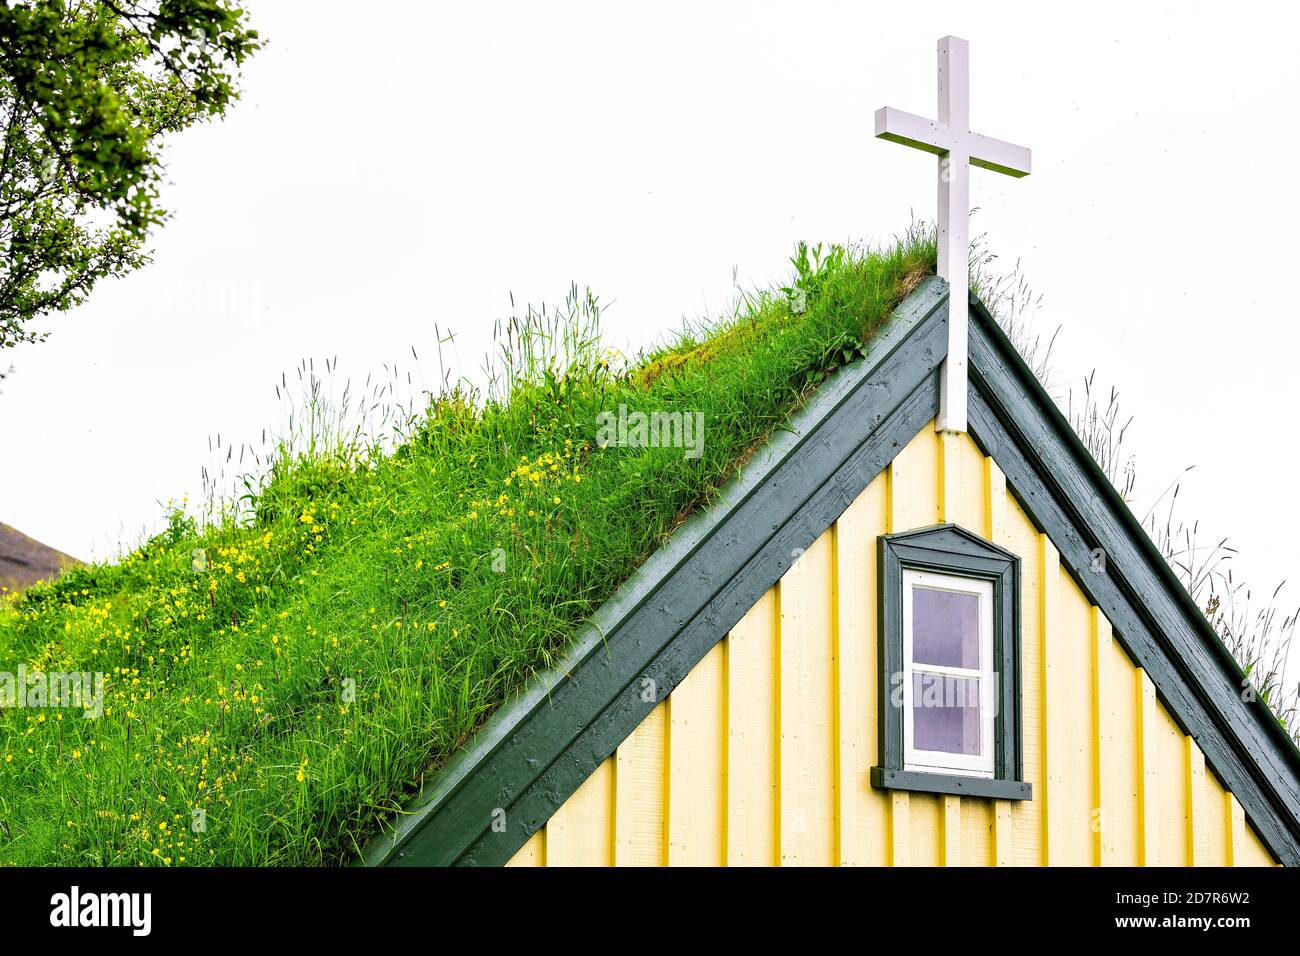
[966,294,1300,866]
[362,276,950,866]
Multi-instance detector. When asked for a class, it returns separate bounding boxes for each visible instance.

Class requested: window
[872,525,1031,801]
[903,570,994,777]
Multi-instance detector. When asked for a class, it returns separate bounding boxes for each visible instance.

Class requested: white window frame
[902,569,995,778]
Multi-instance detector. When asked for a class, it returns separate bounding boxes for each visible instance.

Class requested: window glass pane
[912,585,980,668]
[911,672,981,756]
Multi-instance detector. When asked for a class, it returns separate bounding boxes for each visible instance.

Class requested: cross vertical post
[875,36,1031,434]
[937,36,971,433]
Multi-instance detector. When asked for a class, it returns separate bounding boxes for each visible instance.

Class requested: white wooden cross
[875,36,1030,433]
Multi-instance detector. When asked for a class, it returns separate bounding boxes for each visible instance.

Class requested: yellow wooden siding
[726,589,779,864]
[508,423,1280,867]
[666,639,726,865]
[613,700,667,866]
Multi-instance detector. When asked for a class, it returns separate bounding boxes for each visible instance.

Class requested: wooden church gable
[363,277,1300,867]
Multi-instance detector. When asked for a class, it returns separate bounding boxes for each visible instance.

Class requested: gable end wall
[507,425,1278,867]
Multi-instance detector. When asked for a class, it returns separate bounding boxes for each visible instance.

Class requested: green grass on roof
[0,229,935,865]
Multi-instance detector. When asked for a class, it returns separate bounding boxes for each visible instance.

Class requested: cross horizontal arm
[967,132,1031,178]
[876,107,1030,178]
[874,106,953,155]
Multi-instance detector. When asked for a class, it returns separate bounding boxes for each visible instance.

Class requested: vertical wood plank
[778,532,836,865]
[986,456,1014,868]
[1101,619,1139,866]
[1090,606,1107,866]
[1201,762,1230,865]
[1050,572,1093,864]
[1226,790,1243,866]
[1154,702,1189,866]
[939,430,961,523]
[606,760,618,866]
[888,423,940,533]
[833,474,889,866]
[662,695,673,866]
[889,792,911,866]
[1004,495,1043,866]
[1240,811,1279,866]
[942,796,962,866]
[985,458,1008,543]
[547,757,614,866]
[1039,535,1059,865]
[960,796,995,867]
[993,801,1014,866]
[908,794,945,866]
[1136,669,1160,866]
[956,430,988,530]
[1186,738,1206,867]
[667,642,726,866]
[1222,796,1275,865]
[506,828,546,867]
[773,579,782,865]
[725,590,779,866]
[613,699,668,866]
[545,792,568,865]
[721,637,729,864]
[829,521,842,867]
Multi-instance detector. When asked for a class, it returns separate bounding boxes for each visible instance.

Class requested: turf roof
[0,230,935,865]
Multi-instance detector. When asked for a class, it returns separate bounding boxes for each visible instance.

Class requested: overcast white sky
[3,1,1298,681]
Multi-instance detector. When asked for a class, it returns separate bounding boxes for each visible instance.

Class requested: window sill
[870,767,1032,801]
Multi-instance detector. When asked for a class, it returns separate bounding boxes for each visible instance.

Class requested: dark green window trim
[872,523,1031,801]
[870,767,1031,800]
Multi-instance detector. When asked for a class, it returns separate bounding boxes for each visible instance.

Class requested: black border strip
[364,276,949,866]
[967,296,1300,866]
